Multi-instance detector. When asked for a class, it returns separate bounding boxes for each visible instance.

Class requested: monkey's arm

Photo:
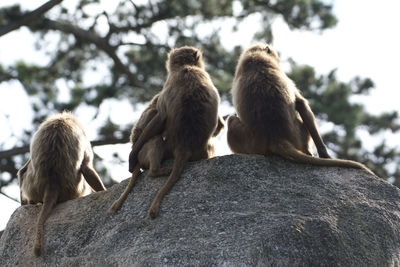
[81,164,106,191]
[212,115,225,137]
[295,96,330,158]
[129,113,166,172]
[131,108,158,144]
[18,159,30,205]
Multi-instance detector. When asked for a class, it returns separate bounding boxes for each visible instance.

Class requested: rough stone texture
[1,154,400,266]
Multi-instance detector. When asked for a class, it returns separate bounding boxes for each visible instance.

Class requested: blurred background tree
[0,0,399,205]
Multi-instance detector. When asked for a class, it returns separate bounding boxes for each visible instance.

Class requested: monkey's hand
[318,148,331,159]
[128,149,139,173]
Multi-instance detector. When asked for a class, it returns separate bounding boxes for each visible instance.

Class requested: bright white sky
[1,0,400,230]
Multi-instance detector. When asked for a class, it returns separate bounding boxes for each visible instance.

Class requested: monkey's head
[166,46,204,72]
[246,43,280,63]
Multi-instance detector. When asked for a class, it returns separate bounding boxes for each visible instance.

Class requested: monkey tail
[33,182,59,257]
[109,165,141,213]
[273,141,374,175]
[148,150,191,219]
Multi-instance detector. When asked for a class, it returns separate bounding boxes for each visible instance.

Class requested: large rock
[1,154,399,266]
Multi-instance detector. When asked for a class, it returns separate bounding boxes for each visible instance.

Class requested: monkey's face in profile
[246,43,280,63]
[167,46,204,71]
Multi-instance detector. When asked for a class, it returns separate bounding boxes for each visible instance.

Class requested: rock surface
[1,154,400,266]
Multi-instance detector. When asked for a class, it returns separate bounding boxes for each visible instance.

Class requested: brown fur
[109,94,172,213]
[17,111,106,257]
[227,44,373,174]
[110,95,225,213]
[128,46,221,219]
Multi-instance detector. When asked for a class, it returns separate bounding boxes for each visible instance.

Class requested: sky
[1,0,400,230]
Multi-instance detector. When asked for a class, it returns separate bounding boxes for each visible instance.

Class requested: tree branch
[0,191,19,203]
[0,0,63,37]
[0,136,130,159]
[42,19,142,88]
[0,72,16,83]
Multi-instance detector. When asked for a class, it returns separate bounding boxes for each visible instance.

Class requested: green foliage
[288,63,400,183]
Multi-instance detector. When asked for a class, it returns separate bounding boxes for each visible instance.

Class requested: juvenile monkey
[17,112,106,257]
[227,44,373,174]
[109,94,171,213]
[128,46,221,219]
[109,93,225,213]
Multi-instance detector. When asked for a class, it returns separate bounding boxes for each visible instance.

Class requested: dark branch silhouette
[0,136,129,159]
[0,191,19,203]
[0,0,63,37]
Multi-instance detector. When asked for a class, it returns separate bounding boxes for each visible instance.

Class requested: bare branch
[42,19,142,88]
[0,136,130,159]
[0,0,63,37]
[128,0,139,12]
[0,146,29,158]
[91,136,129,147]
[0,72,16,83]
[0,190,19,203]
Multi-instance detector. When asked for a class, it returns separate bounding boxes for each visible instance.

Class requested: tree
[0,0,398,204]
[288,62,400,186]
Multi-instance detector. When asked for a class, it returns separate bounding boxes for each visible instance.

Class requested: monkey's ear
[193,50,200,61]
[264,46,271,54]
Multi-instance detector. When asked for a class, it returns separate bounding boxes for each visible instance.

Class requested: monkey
[127,46,221,219]
[227,43,373,174]
[109,94,172,213]
[109,92,225,214]
[17,111,106,257]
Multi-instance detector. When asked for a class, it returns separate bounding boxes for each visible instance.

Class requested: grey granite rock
[1,154,399,266]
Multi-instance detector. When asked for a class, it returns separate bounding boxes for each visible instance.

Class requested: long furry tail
[33,183,58,257]
[272,141,374,175]
[109,165,141,213]
[148,150,191,219]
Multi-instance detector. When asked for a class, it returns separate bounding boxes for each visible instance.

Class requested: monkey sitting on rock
[109,92,224,214]
[109,93,172,214]
[17,111,106,257]
[126,46,223,219]
[227,44,373,174]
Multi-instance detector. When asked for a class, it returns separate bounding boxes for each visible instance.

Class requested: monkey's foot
[318,149,331,159]
[149,168,172,177]
[128,150,139,173]
[109,200,122,214]
[148,205,160,220]
[33,243,42,257]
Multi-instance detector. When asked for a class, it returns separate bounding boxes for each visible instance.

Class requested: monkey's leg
[20,192,28,206]
[33,183,59,257]
[149,167,172,177]
[295,119,314,156]
[81,162,106,192]
[136,136,171,178]
[295,97,330,158]
[109,165,141,213]
[147,138,172,177]
[148,150,191,219]
[227,115,252,154]
[18,160,30,206]
[129,113,166,172]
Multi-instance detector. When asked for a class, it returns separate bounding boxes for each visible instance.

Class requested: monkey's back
[232,53,297,141]
[160,66,219,150]
[27,112,90,202]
